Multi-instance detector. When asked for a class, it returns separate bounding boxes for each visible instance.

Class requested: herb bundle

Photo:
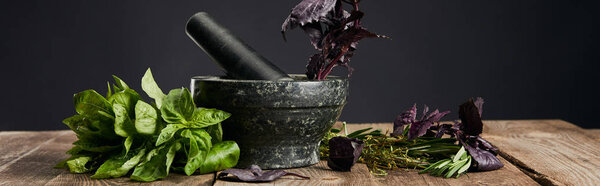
[320,98,503,178]
[282,0,388,80]
[56,68,240,181]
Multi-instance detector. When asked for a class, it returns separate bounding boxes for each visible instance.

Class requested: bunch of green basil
[56,68,240,182]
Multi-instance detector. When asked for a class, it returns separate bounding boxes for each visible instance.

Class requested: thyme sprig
[320,122,461,176]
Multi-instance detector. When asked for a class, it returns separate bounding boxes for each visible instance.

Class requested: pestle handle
[186,12,290,80]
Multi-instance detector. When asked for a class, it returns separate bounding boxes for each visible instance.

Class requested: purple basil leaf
[391,104,417,137]
[301,23,324,49]
[327,137,364,171]
[434,124,454,138]
[217,165,309,182]
[333,27,387,50]
[420,105,429,121]
[459,98,484,136]
[463,144,504,171]
[306,53,325,79]
[281,0,338,38]
[474,97,484,117]
[476,136,499,155]
[408,109,450,140]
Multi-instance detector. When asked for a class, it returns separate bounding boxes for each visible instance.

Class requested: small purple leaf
[463,143,504,171]
[327,137,364,171]
[282,0,338,37]
[391,104,417,137]
[459,98,484,136]
[407,109,450,140]
[217,165,309,182]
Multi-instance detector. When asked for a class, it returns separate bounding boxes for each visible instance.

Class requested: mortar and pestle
[185,12,349,169]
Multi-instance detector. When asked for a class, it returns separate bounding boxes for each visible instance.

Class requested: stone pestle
[186,12,291,80]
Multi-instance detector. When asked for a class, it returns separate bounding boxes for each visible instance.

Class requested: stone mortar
[190,74,348,169]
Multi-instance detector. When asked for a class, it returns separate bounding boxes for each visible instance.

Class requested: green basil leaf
[124,136,134,155]
[112,75,129,91]
[197,141,240,174]
[112,84,122,94]
[160,88,195,124]
[134,101,158,135]
[63,115,118,141]
[156,124,186,146]
[73,90,113,121]
[206,123,223,144]
[73,139,120,152]
[106,81,112,98]
[180,129,212,175]
[141,68,166,108]
[91,148,146,179]
[67,156,92,173]
[188,108,231,128]
[108,89,142,116]
[113,104,136,137]
[131,142,181,182]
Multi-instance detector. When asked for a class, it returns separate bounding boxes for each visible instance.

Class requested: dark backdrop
[1,0,599,130]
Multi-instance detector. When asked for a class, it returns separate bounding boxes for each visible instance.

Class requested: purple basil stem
[217,165,309,182]
[327,136,364,171]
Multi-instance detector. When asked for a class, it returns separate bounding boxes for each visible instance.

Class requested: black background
[1,0,599,130]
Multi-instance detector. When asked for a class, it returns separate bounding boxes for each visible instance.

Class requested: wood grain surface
[482,120,600,186]
[214,161,377,186]
[0,120,598,185]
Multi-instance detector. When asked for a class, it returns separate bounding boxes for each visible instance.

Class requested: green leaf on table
[180,129,212,176]
[197,141,240,174]
[112,75,129,91]
[134,100,158,135]
[456,156,472,178]
[67,156,92,173]
[188,108,231,128]
[141,68,166,108]
[156,124,187,146]
[91,148,147,179]
[73,90,113,121]
[161,88,195,124]
[108,89,142,115]
[206,123,223,143]
[113,104,136,137]
[131,142,181,182]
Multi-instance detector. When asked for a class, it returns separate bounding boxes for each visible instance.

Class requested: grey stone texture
[191,74,348,169]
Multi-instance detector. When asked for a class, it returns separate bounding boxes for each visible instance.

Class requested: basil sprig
[56,68,240,182]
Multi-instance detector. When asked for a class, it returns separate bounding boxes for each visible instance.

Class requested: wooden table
[1,120,598,185]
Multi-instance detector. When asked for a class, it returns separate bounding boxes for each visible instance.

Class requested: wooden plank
[0,131,70,168]
[375,156,538,185]
[0,131,215,185]
[344,123,538,186]
[583,129,600,141]
[482,120,600,186]
[214,161,378,186]
[0,130,75,185]
[45,172,215,186]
